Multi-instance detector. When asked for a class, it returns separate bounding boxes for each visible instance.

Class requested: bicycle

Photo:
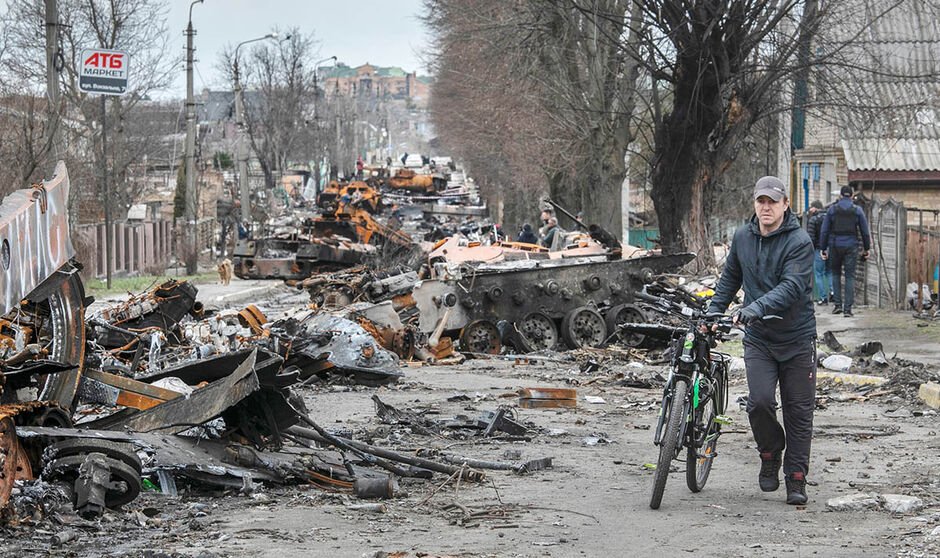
[633,290,734,510]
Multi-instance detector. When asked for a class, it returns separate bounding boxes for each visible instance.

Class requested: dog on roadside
[218,258,233,286]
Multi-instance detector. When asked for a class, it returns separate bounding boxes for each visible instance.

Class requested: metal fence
[74,220,173,278]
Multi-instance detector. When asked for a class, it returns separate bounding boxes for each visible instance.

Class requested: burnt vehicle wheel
[605,304,647,348]
[459,320,502,354]
[515,312,559,352]
[45,439,142,474]
[561,307,607,349]
[44,452,142,511]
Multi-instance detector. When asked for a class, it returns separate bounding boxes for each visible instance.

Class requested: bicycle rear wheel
[686,394,719,492]
[650,379,687,509]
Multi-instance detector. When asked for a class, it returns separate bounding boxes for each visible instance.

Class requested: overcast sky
[164,0,431,96]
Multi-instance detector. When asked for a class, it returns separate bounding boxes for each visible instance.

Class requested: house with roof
[791,0,940,212]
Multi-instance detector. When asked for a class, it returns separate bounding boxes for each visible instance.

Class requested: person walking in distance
[707,176,817,505]
[806,200,832,304]
[819,186,871,318]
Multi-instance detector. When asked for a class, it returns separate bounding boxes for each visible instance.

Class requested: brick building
[321,63,429,103]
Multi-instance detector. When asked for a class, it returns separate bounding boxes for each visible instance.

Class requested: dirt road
[4,306,937,558]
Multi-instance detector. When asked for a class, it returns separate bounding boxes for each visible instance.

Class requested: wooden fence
[905,208,940,308]
[860,198,906,309]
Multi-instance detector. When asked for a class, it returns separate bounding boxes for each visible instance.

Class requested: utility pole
[44,0,61,171]
[233,33,277,226]
[312,56,336,194]
[183,0,203,275]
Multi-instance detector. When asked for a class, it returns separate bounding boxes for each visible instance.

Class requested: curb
[919,382,940,409]
[816,370,888,387]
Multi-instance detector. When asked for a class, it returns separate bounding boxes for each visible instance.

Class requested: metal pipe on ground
[286,425,485,481]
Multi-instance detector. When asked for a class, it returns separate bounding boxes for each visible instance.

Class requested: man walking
[806,200,831,304]
[708,176,816,505]
[820,186,871,317]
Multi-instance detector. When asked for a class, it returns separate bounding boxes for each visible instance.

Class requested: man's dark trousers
[744,337,817,476]
[831,244,859,312]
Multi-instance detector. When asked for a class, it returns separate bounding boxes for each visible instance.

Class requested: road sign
[79,49,129,96]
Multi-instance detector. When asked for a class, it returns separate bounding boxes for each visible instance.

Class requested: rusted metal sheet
[0,161,75,318]
[87,350,260,434]
[237,304,268,335]
[81,368,182,410]
[519,387,578,409]
[0,417,32,507]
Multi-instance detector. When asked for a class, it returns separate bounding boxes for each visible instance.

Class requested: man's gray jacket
[707,211,816,344]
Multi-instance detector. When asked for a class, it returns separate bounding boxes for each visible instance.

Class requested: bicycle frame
[653,323,729,450]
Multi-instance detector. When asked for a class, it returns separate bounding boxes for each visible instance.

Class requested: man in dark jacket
[819,186,871,317]
[517,223,538,244]
[708,176,816,505]
[806,200,831,304]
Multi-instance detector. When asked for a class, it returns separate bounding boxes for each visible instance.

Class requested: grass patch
[85,272,219,297]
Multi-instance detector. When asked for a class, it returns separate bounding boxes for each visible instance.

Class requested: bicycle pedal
[713,415,734,426]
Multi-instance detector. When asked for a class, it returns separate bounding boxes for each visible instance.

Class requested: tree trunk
[651,152,714,271]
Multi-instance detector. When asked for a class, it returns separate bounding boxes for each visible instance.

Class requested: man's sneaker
[843,310,854,317]
[786,472,808,505]
[759,452,781,492]
[832,306,842,315]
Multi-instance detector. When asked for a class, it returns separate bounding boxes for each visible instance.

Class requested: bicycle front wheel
[686,393,719,492]
[650,379,687,509]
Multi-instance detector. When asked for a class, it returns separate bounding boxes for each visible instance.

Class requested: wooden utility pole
[44,0,62,171]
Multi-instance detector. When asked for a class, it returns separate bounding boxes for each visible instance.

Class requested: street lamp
[182,0,203,274]
[233,32,277,224]
[311,56,336,191]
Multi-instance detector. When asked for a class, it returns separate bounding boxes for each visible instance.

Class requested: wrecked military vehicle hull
[233,237,376,280]
[413,253,695,352]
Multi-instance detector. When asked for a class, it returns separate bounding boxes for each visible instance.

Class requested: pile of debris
[816,331,940,404]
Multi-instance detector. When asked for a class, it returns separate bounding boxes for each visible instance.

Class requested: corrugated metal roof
[842,138,940,171]
[824,0,940,171]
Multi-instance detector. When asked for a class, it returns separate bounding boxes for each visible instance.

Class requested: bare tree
[424,0,645,235]
[217,29,320,191]
[2,0,174,221]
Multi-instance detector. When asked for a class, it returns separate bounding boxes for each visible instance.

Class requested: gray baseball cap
[753,176,787,201]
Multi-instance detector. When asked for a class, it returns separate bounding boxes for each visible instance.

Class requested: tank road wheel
[45,439,142,474]
[561,306,607,349]
[605,304,648,348]
[459,320,502,355]
[515,312,559,352]
[37,271,88,411]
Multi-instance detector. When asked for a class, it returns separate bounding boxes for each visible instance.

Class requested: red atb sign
[79,49,130,96]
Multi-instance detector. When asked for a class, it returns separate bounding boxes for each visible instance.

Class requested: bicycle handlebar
[634,287,783,331]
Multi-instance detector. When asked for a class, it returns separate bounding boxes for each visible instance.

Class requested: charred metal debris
[0,160,721,529]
